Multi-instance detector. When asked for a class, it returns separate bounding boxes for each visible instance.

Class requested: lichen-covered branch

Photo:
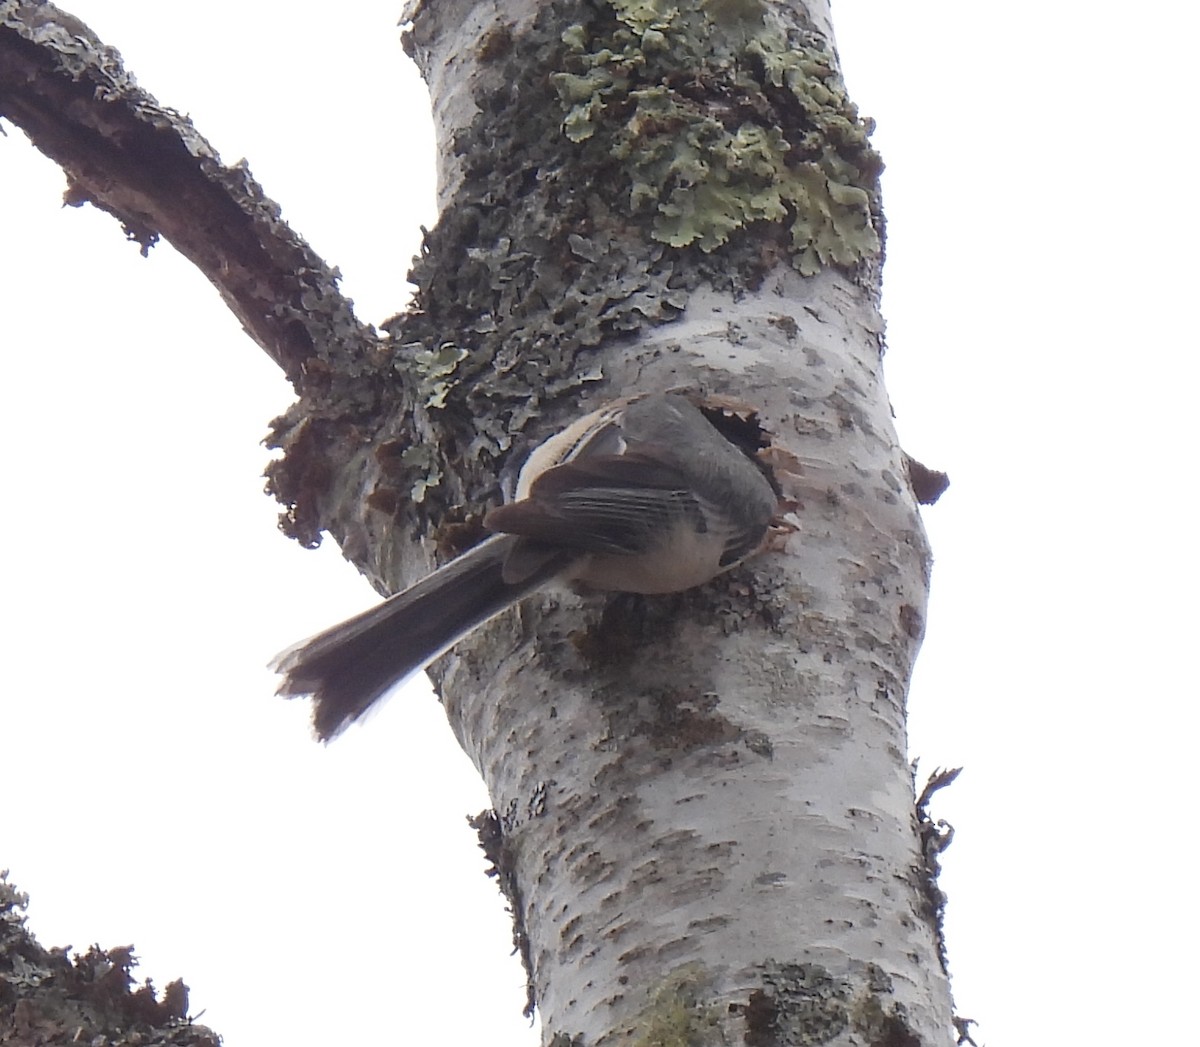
[0,872,220,1047]
[0,1,378,395]
[0,0,390,546]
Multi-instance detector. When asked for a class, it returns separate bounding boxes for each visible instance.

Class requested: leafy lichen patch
[378,0,883,529]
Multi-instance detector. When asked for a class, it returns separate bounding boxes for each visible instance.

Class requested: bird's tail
[272,535,559,741]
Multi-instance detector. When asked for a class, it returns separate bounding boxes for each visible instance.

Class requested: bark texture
[394,1,953,1044]
[1,0,955,1044]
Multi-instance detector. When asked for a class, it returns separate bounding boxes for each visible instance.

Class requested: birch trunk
[0,0,955,1043]
[385,1,955,1043]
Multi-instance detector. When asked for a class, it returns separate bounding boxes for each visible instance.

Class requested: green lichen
[399,443,443,503]
[632,964,725,1047]
[551,0,882,271]
[406,340,469,410]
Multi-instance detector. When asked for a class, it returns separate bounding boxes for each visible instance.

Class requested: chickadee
[272,393,777,740]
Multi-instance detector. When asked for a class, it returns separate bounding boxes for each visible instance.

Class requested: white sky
[3,2,1196,1045]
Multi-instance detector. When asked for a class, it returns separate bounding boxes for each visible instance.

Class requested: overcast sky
[4,2,1196,1045]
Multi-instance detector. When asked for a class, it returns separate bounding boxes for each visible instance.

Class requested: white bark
[440,269,947,1043]
[402,0,544,208]
[404,1,954,1043]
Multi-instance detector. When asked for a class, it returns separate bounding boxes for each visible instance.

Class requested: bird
[272,393,778,740]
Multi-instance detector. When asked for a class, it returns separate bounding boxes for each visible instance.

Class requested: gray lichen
[740,961,849,1045]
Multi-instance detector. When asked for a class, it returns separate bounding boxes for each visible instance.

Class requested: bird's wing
[485,450,704,557]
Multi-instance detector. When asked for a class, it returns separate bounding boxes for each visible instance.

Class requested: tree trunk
[1,0,955,1044]
[383,1,954,1043]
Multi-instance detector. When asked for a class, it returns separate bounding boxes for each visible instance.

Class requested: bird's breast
[568,525,734,594]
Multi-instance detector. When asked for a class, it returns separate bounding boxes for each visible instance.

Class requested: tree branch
[1,872,221,1047]
[1,1,395,546]
[0,1,378,391]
